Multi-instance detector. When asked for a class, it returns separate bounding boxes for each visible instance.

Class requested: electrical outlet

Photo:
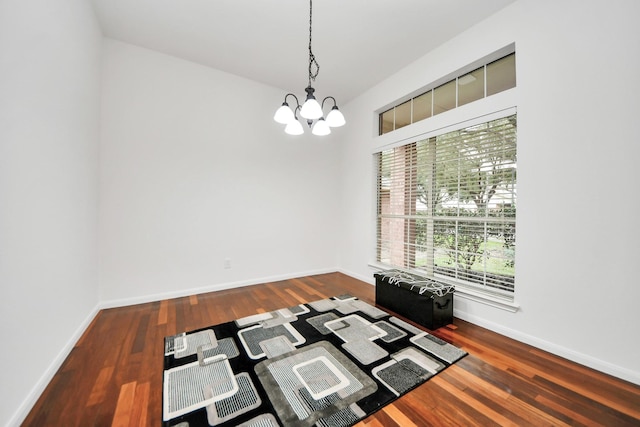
[224,258,231,269]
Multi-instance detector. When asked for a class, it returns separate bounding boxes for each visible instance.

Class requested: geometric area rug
[162,295,467,427]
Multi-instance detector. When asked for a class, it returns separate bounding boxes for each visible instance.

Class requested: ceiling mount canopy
[273,0,345,136]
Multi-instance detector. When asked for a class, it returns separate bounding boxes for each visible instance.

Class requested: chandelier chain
[307,0,319,86]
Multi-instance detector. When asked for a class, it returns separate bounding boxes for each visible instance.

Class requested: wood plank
[128,381,150,427]
[534,394,601,426]
[111,381,137,427]
[283,287,308,304]
[130,313,150,354]
[381,404,419,427]
[86,365,115,407]
[157,299,168,325]
[431,375,523,427]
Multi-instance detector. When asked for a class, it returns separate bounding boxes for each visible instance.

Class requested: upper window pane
[380,109,394,134]
[458,67,485,107]
[487,53,516,96]
[433,80,456,115]
[395,100,412,130]
[413,91,432,122]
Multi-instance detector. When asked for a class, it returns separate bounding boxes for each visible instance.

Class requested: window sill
[454,286,520,313]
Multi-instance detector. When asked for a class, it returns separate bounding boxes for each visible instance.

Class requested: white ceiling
[91,0,516,104]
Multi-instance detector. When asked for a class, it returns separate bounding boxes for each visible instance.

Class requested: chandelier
[273,0,345,136]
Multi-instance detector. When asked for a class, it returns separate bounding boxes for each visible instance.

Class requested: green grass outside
[417,240,515,277]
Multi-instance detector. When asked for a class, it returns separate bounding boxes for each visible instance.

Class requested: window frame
[372,109,519,310]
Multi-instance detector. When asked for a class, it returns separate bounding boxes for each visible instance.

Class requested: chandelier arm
[321,96,337,109]
[284,93,301,109]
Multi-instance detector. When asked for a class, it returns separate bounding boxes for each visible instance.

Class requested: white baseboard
[99,267,338,309]
[337,267,375,286]
[8,303,101,427]
[453,309,640,386]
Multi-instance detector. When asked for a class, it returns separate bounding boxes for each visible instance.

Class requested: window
[458,67,485,106]
[376,115,517,296]
[487,54,516,96]
[379,52,516,135]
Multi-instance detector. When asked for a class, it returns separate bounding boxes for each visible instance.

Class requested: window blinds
[376,114,517,296]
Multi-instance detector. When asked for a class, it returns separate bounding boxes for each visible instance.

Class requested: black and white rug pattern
[163,295,466,427]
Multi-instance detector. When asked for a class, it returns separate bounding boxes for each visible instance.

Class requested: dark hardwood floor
[23,272,640,426]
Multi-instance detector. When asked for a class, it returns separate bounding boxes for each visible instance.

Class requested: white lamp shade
[300,98,323,120]
[325,107,345,127]
[274,104,295,124]
[285,119,304,135]
[311,118,331,136]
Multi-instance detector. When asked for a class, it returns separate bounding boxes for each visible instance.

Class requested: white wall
[99,40,341,304]
[0,0,102,425]
[337,0,640,384]
[3,2,638,424]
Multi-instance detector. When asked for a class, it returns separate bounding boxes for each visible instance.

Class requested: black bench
[374,270,455,330]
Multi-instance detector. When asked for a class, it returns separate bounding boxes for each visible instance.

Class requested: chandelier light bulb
[311,118,331,136]
[300,87,323,120]
[274,103,295,124]
[325,106,345,127]
[285,119,304,135]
